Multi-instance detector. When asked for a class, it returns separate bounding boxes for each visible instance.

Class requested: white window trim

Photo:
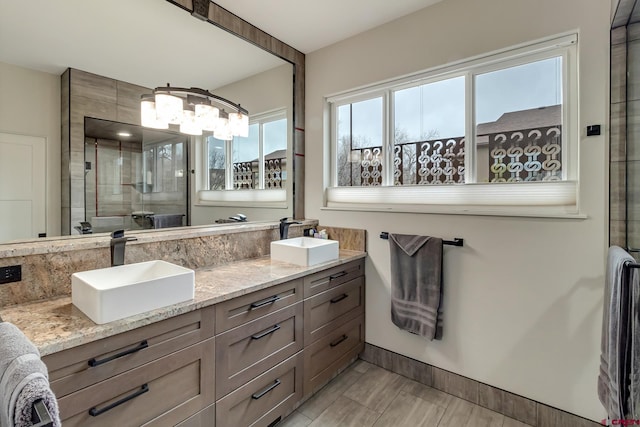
[325,33,581,218]
[196,108,288,207]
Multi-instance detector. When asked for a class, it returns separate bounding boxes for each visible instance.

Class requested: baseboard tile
[360,343,600,427]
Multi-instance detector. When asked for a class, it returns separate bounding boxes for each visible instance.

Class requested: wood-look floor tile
[503,416,534,427]
[309,396,381,427]
[298,364,365,420]
[280,411,313,427]
[402,378,453,408]
[437,396,476,427]
[343,365,410,413]
[353,359,373,374]
[371,391,445,427]
[464,405,504,427]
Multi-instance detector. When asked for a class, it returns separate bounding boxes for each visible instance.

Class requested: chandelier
[140,84,249,139]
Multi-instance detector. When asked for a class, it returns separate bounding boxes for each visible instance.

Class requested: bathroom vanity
[2,252,365,426]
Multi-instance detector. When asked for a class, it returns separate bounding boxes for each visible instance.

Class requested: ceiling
[0,1,443,91]
[213,0,444,53]
[0,0,284,90]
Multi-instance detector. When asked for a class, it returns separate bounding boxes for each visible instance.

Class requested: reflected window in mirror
[205,109,287,191]
[145,140,187,193]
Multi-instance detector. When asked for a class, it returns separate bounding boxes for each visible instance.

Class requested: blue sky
[340,56,562,146]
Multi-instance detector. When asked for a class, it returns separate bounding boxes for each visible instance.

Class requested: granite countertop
[0,250,366,356]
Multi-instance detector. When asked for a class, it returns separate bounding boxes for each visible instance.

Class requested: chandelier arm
[151,86,248,115]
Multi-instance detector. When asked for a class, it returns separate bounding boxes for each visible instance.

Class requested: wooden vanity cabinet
[302,259,365,396]
[43,306,216,426]
[214,278,304,426]
[42,257,365,426]
[56,338,214,426]
[44,307,215,397]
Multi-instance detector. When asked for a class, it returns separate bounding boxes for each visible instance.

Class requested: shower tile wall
[628,24,640,250]
[61,69,149,235]
[611,26,627,248]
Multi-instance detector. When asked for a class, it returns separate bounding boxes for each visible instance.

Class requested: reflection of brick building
[477,105,561,182]
[233,149,287,189]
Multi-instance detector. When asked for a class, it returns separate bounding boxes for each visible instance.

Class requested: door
[0,132,46,241]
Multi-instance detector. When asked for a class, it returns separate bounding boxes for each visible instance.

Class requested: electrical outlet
[0,265,21,284]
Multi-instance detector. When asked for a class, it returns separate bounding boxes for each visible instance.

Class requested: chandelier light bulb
[155,93,183,125]
[195,103,220,131]
[140,98,169,129]
[179,110,203,136]
[141,85,248,137]
[229,111,249,137]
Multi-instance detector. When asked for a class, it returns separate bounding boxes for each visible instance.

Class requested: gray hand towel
[389,234,443,340]
[0,322,61,427]
[598,246,635,419]
[152,214,184,229]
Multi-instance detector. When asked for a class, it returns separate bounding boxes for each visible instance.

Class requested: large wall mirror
[0,0,303,244]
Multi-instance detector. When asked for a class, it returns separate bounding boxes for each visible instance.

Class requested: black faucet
[110,230,137,266]
[279,218,301,240]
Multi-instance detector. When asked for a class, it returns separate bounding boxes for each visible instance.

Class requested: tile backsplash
[0,221,317,307]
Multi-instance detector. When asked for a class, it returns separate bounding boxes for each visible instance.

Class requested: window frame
[326,33,581,217]
[195,108,289,208]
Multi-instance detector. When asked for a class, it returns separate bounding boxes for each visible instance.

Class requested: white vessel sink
[271,237,339,266]
[72,260,195,324]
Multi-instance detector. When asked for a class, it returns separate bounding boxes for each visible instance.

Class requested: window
[198,109,288,206]
[327,34,578,216]
[144,140,186,193]
[205,110,287,191]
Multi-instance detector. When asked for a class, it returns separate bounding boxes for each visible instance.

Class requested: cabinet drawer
[215,279,302,334]
[175,404,215,427]
[43,306,215,398]
[216,302,303,399]
[57,338,215,427]
[304,276,364,344]
[304,314,364,396]
[216,352,303,427]
[303,259,364,298]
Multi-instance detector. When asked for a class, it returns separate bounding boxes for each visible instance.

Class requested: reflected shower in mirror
[83,118,188,235]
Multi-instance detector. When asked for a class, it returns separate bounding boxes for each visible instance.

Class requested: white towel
[0,322,60,427]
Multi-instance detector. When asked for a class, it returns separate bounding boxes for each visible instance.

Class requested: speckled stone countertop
[0,250,366,356]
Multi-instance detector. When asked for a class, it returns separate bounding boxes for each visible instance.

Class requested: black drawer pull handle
[329,271,348,280]
[252,379,281,400]
[88,340,148,367]
[330,334,348,347]
[89,384,149,417]
[250,295,280,309]
[330,294,348,304]
[251,324,281,340]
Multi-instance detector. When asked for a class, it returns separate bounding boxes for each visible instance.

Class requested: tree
[208,148,226,190]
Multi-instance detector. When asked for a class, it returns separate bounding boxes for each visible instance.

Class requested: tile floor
[281,360,532,427]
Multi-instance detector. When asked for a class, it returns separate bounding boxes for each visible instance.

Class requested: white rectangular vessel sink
[72,260,195,324]
[271,237,339,266]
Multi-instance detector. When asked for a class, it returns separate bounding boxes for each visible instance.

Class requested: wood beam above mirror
[166,0,306,220]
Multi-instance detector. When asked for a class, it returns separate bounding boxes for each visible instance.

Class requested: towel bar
[379,232,463,247]
[32,399,53,427]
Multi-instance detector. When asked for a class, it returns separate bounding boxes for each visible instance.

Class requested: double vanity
[0,221,366,426]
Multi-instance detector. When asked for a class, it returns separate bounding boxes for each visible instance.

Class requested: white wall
[305,0,609,421]
[191,64,295,225]
[0,62,61,238]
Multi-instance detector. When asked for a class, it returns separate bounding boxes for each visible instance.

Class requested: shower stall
[83,118,188,234]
